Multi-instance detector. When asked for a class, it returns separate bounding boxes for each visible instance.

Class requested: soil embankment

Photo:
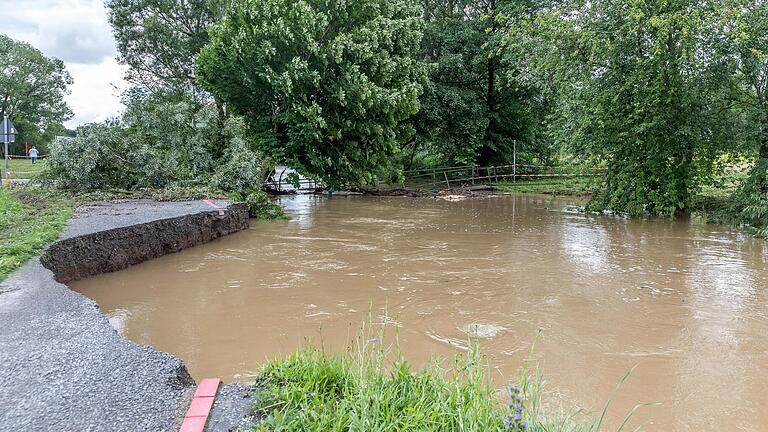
[42,201,249,282]
[0,200,249,432]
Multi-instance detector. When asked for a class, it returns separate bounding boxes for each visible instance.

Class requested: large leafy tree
[411,0,550,167]
[107,0,226,98]
[108,0,234,158]
[539,0,714,216]
[0,35,72,154]
[197,0,428,187]
[709,0,768,191]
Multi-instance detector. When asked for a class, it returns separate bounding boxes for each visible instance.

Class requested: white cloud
[0,0,127,127]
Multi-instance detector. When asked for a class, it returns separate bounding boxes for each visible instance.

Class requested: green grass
[3,158,47,179]
[0,186,73,280]
[495,177,600,196]
[251,325,649,432]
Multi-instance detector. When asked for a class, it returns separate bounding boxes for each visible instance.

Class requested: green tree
[411,0,550,168]
[0,35,72,154]
[197,0,428,188]
[107,0,226,98]
[710,0,768,191]
[108,0,239,160]
[537,0,714,216]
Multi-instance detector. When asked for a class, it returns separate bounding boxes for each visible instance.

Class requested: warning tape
[487,163,607,171]
[7,154,48,159]
[472,173,604,181]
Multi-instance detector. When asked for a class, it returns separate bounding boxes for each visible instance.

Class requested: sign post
[3,115,17,185]
[513,140,516,184]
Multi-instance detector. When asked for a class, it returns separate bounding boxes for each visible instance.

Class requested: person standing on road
[29,146,38,164]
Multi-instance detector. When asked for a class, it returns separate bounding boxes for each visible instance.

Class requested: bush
[45,96,269,195]
[694,159,768,237]
[229,188,288,221]
[210,117,271,193]
[45,122,175,192]
[735,160,768,236]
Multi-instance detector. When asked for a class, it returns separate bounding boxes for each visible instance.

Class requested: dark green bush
[229,188,288,221]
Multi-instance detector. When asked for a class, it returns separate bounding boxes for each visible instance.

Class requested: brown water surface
[72,195,768,431]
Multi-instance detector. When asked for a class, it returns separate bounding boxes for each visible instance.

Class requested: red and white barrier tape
[472,173,603,181]
[486,163,607,171]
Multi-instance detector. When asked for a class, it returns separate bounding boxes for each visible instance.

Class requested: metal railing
[402,163,606,189]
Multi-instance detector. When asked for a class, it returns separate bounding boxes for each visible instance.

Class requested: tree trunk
[479,0,497,167]
[758,122,768,194]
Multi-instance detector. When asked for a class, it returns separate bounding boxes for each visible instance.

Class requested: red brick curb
[179,378,221,432]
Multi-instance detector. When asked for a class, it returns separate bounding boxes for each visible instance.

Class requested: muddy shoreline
[0,200,252,432]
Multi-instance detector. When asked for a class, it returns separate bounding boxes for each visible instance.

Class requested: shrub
[210,117,271,193]
[45,98,269,195]
[229,188,288,221]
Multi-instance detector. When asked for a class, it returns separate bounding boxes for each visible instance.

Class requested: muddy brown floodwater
[72,195,768,431]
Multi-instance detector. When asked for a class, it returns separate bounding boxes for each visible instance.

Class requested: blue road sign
[2,116,17,143]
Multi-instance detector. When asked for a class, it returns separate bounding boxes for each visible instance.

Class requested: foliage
[0,35,72,154]
[0,186,72,281]
[251,328,644,432]
[197,0,429,189]
[696,160,768,236]
[210,117,272,192]
[496,177,599,197]
[528,0,718,217]
[45,95,268,194]
[107,0,226,98]
[707,0,768,188]
[410,0,553,169]
[229,188,288,221]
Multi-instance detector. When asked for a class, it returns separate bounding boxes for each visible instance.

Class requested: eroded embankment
[42,202,249,283]
[0,200,249,432]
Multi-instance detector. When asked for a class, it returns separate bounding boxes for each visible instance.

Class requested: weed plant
[251,322,651,431]
[0,186,72,280]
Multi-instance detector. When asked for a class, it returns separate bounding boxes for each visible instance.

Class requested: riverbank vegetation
[3,1,768,230]
[0,187,72,281]
[252,336,642,432]
[496,178,600,197]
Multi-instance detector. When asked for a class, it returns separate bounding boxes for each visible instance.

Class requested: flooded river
[72,194,768,431]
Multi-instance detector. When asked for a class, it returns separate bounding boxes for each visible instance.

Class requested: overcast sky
[0,0,127,128]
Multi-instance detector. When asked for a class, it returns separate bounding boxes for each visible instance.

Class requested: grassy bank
[691,163,768,237]
[0,186,73,280]
[252,336,640,432]
[4,158,47,179]
[495,177,600,196]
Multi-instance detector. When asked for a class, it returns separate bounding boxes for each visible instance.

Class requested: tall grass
[251,321,651,432]
[0,186,72,280]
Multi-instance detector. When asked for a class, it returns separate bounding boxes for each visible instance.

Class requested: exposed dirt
[41,203,249,283]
